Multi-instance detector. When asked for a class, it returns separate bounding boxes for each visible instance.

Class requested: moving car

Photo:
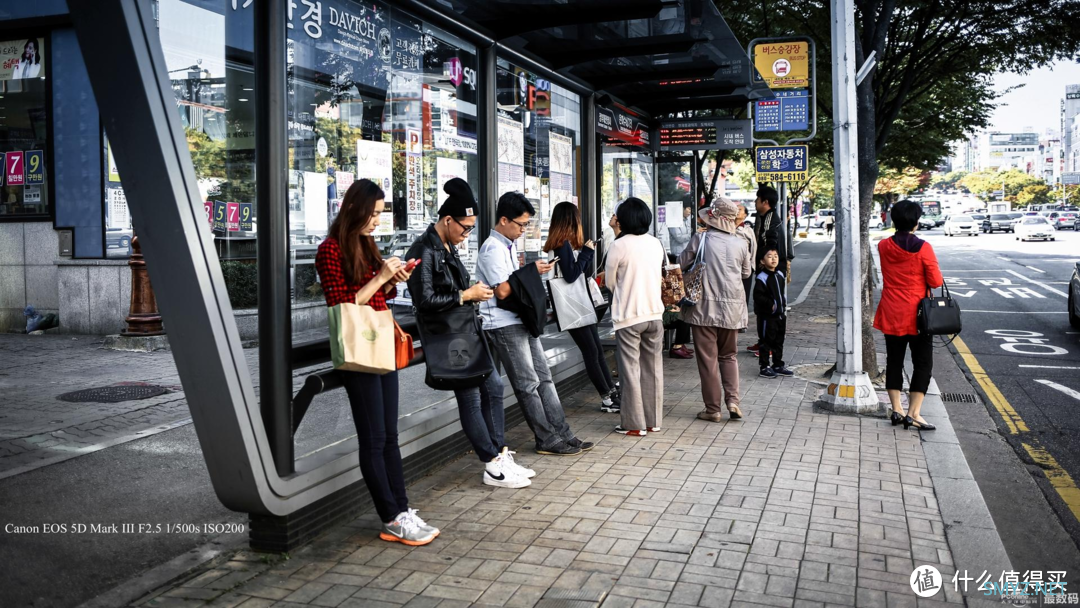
[106,228,132,249]
[918,214,940,230]
[1070,261,1080,330]
[1049,211,1078,230]
[981,214,1014,233]
[944,215,979,237]
[1015,216,1056,242]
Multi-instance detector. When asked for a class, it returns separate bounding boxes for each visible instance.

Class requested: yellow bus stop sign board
[755,145,809,183]
[753,41,810,90]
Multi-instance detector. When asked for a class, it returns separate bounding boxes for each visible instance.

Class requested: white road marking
[1035,379,1080,403]
[962,310,1067,314]
[1021,365,1080,370]
[1005,269,1069,298]
[1026,266,1046,274]
[952,290,977,298]
[792,244,834,306]
[991,288,1014,298]
[940,269,1010,272]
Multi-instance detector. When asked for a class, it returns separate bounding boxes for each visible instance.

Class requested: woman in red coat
[873,200,943,431]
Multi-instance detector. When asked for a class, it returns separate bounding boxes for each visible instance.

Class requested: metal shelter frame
[66,0,771,518]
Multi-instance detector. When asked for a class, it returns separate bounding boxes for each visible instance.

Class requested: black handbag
[414,303,494,391]
[917,281,962,336]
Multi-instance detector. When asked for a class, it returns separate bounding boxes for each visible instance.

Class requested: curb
[918,379,1014,604]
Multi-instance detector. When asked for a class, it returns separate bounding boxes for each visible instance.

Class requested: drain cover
[57,385,167,403]
[941,392,979,403]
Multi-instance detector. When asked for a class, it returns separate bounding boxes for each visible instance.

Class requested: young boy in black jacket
[753,245,794,378]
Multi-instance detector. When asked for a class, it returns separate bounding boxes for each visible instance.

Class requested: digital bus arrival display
[655,119,751,152]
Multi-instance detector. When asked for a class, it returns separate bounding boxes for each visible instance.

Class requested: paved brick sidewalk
[128,275,974,608]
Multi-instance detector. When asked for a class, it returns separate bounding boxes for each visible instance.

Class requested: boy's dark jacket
[753,268,787,319]
[495,264,547,337]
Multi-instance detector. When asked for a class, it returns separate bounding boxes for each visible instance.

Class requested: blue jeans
[453,366,506,462]
[487,324,574,451]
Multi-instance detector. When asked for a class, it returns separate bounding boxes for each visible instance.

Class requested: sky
[989,61,1080,135]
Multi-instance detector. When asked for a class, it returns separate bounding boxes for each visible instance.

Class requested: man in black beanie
[405,178,537,487]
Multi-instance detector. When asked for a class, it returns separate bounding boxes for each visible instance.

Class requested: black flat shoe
[903,416,936,431]
[890,411,905,426]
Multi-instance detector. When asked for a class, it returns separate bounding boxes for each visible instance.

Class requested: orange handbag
[394,320,415,369]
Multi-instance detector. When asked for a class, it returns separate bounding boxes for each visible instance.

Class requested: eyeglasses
[509,218,529,229]
[451,216,475,235]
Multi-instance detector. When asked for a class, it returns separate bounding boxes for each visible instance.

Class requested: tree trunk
[856,71,880,377]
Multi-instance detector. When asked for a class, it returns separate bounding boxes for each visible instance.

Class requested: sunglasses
[450,216,475,235]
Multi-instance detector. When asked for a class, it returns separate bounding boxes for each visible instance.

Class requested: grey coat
[677,230,753,329]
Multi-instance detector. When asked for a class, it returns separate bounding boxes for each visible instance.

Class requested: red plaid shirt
[316,237,396,310]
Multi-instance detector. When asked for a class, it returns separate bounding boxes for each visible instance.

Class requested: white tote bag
[547,260,598,331]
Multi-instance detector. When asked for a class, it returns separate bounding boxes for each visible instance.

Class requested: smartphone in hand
[405,259,421,271]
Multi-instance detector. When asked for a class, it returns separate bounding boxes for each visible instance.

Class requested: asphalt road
[915,225,1080,573]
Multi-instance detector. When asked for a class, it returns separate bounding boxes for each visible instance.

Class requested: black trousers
[884,333,933,394]
[672,320,691,345]
[340,369,408,524]
[568,324,616,396]
[757,316,786,368]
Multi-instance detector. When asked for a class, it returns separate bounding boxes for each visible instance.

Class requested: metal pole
[478,44,498,243]
[255,0,294,476]
[819,0,878,413]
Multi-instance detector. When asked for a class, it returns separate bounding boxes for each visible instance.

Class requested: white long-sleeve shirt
[605,234,665,331]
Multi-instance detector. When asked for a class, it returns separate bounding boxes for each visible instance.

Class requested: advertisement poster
[204,201,214,231]
[406,129,423,216]
[212,201,227,232]
[303,171,329,232]
[436,157,469,205]
[24,150,44,185]
[524,175,542,218]
[5,151,24,186]
[239,203,253,231]
[226,202,240,232]
[0,38,46,81]
[497,114,525,198]
[355,139,392,194]
[334,170,354,196]
[107,142,121,182]
[23,186,41,203]
[549,132,573,176]
[286,0,389,91]
[433,132,478,155]
[106,188,129,229]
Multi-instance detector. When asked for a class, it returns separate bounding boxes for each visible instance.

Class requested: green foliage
[959,169,1043,202]
[186,128,226,180]
[1016,184,1052,206]
[932,171,969,190]
[220,261,258,309]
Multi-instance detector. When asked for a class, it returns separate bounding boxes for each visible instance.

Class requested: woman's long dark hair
[328,179,385,284]
[542,201,583,252]
[22,40,39,64]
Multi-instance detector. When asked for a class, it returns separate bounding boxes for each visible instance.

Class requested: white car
[1015,216,1056,242]
[943,215,979,237]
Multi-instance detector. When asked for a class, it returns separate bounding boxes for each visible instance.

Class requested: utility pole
[819,0,878,413]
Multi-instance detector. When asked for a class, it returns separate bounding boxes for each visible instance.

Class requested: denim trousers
[487,324,574,450]
[453,365,506,462]
[567,324,616,397]
[340,369,408,524]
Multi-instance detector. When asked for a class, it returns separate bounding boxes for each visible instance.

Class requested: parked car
[810,208,834,228]
[1075,215,1080,231]
[1049,211,1078,230]
[981,214,1014,233]
[1015,216,1056,242]
[1070,261,1080,330]
[944,215,979,237]
[106,228,132,249]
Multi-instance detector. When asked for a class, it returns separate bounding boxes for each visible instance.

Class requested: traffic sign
[1063,172,1080,185]
[753,41,809,89]
[755,145,809,182]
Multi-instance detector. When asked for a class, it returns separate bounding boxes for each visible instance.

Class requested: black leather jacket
[405,224,471,315]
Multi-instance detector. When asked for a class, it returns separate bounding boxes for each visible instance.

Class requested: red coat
[873,235,943,336]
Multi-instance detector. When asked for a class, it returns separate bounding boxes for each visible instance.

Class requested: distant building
[978,132,1040,173]
[1064,85,1080,173]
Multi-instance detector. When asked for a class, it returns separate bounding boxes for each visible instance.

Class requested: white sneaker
[500,446,536,479]
[403,508,439,538]
[484,458,531,488]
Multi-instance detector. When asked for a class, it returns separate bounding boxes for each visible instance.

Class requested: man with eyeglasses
[477,192,593,457]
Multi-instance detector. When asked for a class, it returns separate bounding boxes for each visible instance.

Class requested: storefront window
[600,148,654,248]
[495,59,581,265]
[0,37,49,218]
[287,3,481,337]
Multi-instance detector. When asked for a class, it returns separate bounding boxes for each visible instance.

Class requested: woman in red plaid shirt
[316,179,437,546]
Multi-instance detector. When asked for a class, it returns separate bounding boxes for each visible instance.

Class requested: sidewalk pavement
[113,262,1011,608]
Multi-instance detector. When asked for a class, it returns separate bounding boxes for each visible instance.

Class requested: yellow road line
[952,336,1029,434]
[1023,443,1080,525]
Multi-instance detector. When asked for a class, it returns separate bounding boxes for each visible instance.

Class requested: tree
[1016,184,1051,207]
[186,128,226,180]
[932,170,967,190]
[722,0,1080,375]
[875,166,924,214]
[960,169,1042,202]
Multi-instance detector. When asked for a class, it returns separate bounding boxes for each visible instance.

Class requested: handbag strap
[695,232,708,265]
[926,278,951,299]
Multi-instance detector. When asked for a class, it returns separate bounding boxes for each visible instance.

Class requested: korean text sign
[755,145,809,183]
[753,42,809,90]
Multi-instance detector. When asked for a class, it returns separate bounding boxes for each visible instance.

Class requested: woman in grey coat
[678,197,753,422]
